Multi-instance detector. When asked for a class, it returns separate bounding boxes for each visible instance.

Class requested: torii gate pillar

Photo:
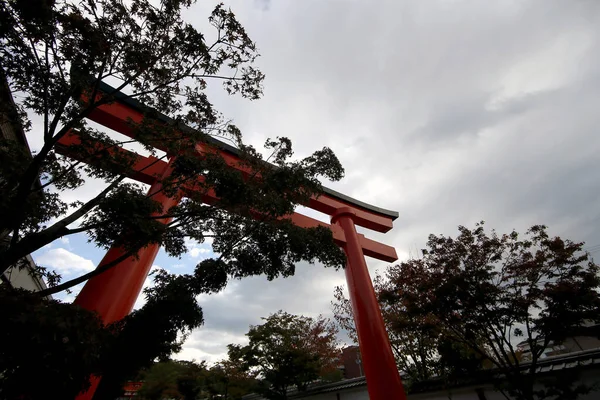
[332,207,405,400]
[74,158,181,399]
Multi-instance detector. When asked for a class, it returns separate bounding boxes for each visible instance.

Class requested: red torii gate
[59,82,407,400]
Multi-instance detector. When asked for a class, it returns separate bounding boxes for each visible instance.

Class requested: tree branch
[0,176,126,274]
[36,246,140,297]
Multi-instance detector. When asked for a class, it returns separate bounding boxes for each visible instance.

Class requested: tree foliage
[332,276,443,383]
[137,361,188,400]
[0,0,345,296]
[377,223,600,400]
[136,360,207,400]
[134,358,256,400]
[0,287,110,400]
[93,269,205,399]
[229,311,340,400]
[0,268,206,400]
[332,275,482,385]
[1,0,348,396]
[204,359,258,400]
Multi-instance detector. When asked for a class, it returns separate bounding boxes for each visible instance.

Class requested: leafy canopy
[332,276,467,385]
[378,223,600,400]
[229,311,340,400]
[0,0,345,296]
[132,357,257,400]
[203,359,258,400]
[136,360,208,400]
[1,0,347,396]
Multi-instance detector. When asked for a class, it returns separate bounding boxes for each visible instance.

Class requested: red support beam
[83,100,394,233]
[75,158,182,400]
[56,132,398,262]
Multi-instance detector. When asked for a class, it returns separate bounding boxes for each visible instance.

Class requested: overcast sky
[32,0,600,364]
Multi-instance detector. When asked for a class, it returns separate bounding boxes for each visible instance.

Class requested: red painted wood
[63,89,404,400]
[56,132,398,262]
[332,207,407,400]
[74,158,181,400]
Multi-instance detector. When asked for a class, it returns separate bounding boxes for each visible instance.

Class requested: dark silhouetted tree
[136,360,207,400]
[332,273,483,385]
[229,311,340,400]
[381,223,600,400]
[332,275,443,383]
[205,359,258,400]
[0,287,110,399]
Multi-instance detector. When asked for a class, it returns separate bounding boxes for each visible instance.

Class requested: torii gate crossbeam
[60,82,407,400]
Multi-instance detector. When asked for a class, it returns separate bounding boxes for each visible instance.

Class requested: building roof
[242,376,368,400]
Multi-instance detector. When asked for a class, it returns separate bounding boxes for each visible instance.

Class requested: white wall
[2,255,49,294]
[294,370,600,400]
[289,386,499,400]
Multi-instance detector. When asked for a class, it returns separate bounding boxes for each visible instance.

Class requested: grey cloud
[180,262,348,361]
[151,0,600,360]
[253,0,270,12]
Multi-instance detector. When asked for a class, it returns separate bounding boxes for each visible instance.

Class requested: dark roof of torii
[96,81,399,221]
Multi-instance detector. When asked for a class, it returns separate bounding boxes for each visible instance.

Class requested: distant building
[1,70,50,296]
[1,253,50,294]
[341,346,363,379]
[243,349,600,400]
[517,324,600,361]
